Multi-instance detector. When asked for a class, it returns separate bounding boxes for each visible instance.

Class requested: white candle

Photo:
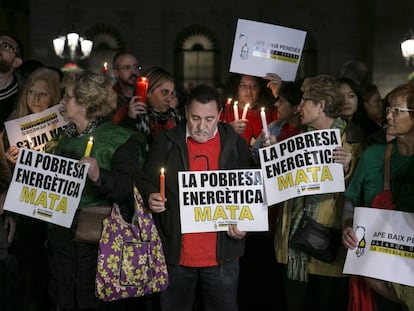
[260,107,269,144]
[233,101,239,120]
[241,103,250,120]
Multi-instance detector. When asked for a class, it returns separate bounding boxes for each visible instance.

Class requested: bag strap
[133,185,153,240]
[383,142,393,191]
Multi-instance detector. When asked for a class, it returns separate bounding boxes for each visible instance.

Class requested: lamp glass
[67,32,80,50]
[80,39,93,57]
[53,37,65,56]
[401,38,414,58]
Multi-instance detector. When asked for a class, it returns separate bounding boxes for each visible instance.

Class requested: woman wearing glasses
[343,82,414,311]
[220,73,275,146]
[274,75,353,311]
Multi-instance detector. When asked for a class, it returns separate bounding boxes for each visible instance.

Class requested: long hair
[11,67,61,119]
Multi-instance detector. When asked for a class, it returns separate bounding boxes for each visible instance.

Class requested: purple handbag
[95,186,168,301]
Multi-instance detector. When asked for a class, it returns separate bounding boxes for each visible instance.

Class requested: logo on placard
[355,226,366,257]
[239,33,249,60]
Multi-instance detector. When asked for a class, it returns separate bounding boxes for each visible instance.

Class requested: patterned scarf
[135,107,183,143]
[286,117,347,282]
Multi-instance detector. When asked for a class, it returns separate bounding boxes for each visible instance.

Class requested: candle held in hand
[260,107,270,144]
[233,101,239,120]
[160,168,165,202]
[84,137,94,157]
[135,76,148,103]
[241,103,250,120]
[103,62,108,76]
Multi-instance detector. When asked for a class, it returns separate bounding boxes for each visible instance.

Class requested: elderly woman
[113,66,183,148]
[274,75,353,311]
[45,70,146,310]
[343,82,414,311]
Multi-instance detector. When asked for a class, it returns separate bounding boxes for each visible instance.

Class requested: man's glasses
[0,40,17,54]
[386,107,414,117]
[116,64,141,71]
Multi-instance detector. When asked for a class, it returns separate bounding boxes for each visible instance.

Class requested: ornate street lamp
[53,32,93,63]
[401,29,414,67]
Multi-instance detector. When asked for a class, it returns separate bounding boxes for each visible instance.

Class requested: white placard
[3,148,89,228]
[259,129,345,205]
[5,104,68,152]
[230,18,307,81]
[343,207,414,287]
[178,169,268,233]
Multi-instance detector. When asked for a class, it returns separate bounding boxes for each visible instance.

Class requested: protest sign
[259,129,345,205]
[5,104,68,152]
[3,148,88,228]
[178,169,268,233]
[343,207,414,287]
[229,18,307,81]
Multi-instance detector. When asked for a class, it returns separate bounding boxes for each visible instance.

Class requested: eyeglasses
[386,107,414,116]
[300,97,314,104]
[28,90,49,99]
[239,84,258,91]
[0,40,17,54]
[116,64,141,71]
[62,93,75,101]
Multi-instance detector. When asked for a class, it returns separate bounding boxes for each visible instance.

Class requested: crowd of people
[0,30,413,311]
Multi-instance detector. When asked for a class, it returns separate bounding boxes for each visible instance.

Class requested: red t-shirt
[220,104,272,146]
[179,133,220,267]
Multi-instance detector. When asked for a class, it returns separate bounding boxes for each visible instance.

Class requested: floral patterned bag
[95,186,168,301]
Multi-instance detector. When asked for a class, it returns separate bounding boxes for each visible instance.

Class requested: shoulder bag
[290,210,342,263]
[95,185,168,301]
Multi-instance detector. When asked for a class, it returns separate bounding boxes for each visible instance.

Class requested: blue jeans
[160,261,239,311]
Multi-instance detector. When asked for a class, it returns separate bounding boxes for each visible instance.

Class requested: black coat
[138,121,254,265]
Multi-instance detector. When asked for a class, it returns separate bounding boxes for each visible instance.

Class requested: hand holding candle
[233,101,239,120]
[241,103,250,120]
[84,137,94,157]
[135,76,148,103]
[260,107,270,145]
[160,168,165,202]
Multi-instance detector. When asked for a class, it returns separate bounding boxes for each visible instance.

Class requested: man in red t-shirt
[140,83,253,311]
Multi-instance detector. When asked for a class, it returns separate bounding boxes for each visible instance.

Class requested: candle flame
[161,167,165,174]
[89,137,94,142]
[103,62,107,68]
[226,98,232,105]
[261,107,265,112]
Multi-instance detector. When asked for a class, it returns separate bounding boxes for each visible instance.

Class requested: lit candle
[241,103,250,120]
[160,167,165,202]
[84,137,94,157]
[260,107,270,144]
[135,76,148,102]
[226,98,232,106]
[233,101,239,120]
[103,62,108,76]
